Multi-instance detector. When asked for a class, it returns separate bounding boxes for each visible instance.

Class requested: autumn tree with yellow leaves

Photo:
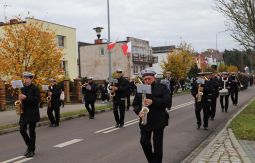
[0,18,63,85]
[161,41,195,80]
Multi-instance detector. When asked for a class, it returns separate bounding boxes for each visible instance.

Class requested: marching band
[7,69,253,161]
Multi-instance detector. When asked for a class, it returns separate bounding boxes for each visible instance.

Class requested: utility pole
[2,4,10,21]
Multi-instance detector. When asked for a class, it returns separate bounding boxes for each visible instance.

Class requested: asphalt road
[0,86,254,163]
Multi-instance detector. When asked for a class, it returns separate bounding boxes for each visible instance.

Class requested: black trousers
[140,127,165,163]
[20,121,37,151]
[210,97,217,119]
[113,99,125,125]
[220,95,229,111]
[230,90,238,105]
[195,102,210,127]
[126,93,130,109]
[47,106,60,125]
[85,100,95,118]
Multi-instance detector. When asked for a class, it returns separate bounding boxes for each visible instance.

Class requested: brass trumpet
[81,82,88,87]
[14,89,23,115]
[134,76,143,86]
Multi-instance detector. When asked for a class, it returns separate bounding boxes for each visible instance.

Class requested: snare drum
[219,89,229,96]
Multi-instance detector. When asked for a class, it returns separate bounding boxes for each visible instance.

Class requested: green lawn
[229,100,255,140]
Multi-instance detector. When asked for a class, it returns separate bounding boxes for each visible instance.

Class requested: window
[61,60,69,77]
[99,47,105,56]
[133,65,138,74]
[57,35,65,48]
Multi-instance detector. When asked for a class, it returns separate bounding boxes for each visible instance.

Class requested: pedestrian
[99,81,108,103]
[191,72,212,130]
[47,78,61,127]
[19,72,41,158]
[133,67,170,163]
[82,77,98,119]
[60,89,65,108]
[109,69,129,128]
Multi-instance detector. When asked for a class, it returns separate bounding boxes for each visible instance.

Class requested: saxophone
[196,84,203,102]
[14,88,23,115]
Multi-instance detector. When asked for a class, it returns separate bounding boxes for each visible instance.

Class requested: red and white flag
[107,42,116,50]
[121,42,132,56]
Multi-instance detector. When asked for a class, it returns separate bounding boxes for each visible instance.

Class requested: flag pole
[107,0,112,81]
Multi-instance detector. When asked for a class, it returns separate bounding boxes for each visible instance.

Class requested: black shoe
[225,109,228,112]
[119,124,124,128]
[49,124,56,127]
[204,127,208,130]
[89,116,94,119]
[24,148,29,156]
[222,109,224,112]
[26,151,35,158]
[115,124,119,128]
[211,117,214,120]
[55,124,59,127]
[197,125,201,129]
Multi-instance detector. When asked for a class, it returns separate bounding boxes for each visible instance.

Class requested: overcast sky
[1,0,241,52]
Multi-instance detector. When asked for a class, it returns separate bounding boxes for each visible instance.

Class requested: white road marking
[1,156,25,163]
[54,139,83,148]
[96,101,194,134]
[13,158,33,163]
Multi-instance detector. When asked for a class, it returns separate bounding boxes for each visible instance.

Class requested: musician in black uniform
[191,72,212,130]
[82,77,98,119]
[47,78,61,127]
[219,72,231,112]
[133,67,170,163]
[110,69,129,128]
[19,72,40,157]
[209,73,219,120]
[229,72,240,106]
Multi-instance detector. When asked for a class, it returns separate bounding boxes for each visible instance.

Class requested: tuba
[14,88,23,115]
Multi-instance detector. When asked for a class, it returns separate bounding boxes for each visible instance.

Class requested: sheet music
[42,85,49,91]
[11,80,24,89]
[137,84,152,94]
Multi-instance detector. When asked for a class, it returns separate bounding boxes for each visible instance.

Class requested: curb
[188,97,255,162]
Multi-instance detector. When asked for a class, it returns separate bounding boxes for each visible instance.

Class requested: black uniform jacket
[49,84,61,108]
[20,83,41,124]
[191,80,212,104]
[82,82,98,102]
[229,76,240,92]
[132,82,170,130]
[113,77,130,101]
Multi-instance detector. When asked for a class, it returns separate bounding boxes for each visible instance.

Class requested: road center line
[1,156,25,163]
[96,101,194,134]
[54,139,83,148]
[13,158,33,163]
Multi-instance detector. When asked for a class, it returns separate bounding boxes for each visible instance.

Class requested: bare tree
[215,0,255,49]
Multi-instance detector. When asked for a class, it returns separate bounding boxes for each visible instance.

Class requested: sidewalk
[190,98,255,163]
[0,100,110,127]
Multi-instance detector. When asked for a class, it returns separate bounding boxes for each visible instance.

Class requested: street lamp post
[216,30,228,51]
[107,0,112,81]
